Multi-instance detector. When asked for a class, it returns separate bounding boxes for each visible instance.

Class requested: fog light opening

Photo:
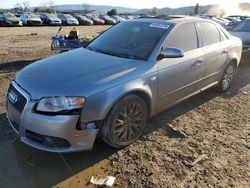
[42,137,54,147]
[79,122,97,130]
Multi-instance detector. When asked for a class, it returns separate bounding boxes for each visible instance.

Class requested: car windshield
[65,14,74,19]
[28,13,39,19]
[80,15,87,19]
[4,13,16,19]
[87,22,168,60]
[47,14,58,19]
[232,19,250,32]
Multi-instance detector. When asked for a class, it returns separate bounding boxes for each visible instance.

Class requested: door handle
[193,59,203,66]
[222,49,228,55]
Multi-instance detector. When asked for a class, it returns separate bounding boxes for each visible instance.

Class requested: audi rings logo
[8,90,18,104]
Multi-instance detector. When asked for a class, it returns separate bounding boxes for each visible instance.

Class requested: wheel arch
[102,88,153,121]
[219,54,239,81]
[116,90,152,118]
[80,84,156,124]
[230,58,238,68]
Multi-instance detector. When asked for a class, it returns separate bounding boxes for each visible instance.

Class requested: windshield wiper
[87,47,116,56]
[86,47,145,60]
[111,52,146,60]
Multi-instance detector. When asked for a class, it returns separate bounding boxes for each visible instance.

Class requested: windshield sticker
[149,23,170,30]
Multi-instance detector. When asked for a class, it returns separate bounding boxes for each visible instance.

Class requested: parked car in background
[20,13,43,26]
[228,15,250,21]
[224,17,241,23]
[40,13,61,26]
[216,17,230,26]
[58,14,79,26]
[74,15,93,26]
[224,17,242,30]
[0,12,22,26]
[111,15,126,23]
[199,15,229,27]
[125,15,135,20]
[89,16,105,25]
[99,15,116,25]
[6,17,242,152]
[229,18,250,63]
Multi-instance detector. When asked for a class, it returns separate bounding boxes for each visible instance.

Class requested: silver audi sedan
[6,17,242,152]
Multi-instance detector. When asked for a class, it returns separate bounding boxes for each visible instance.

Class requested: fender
[80,72,158,123]
[219,39,242,79]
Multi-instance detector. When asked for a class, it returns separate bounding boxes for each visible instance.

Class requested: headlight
[36,97,85,112]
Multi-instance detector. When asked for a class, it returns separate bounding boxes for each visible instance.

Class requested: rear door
[198,21,228,89]
[157,22,204,112]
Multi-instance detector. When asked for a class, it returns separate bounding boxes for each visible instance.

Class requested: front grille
[25,130,71,148]
[7,84,27,113]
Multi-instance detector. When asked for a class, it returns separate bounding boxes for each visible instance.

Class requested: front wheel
[217,62,236,92]
[101,95,148,148]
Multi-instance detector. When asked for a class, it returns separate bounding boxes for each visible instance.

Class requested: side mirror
[159,47,184,59]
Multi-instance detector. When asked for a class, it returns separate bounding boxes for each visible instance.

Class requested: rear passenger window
[165,23,198,52]
[199,22,221,46]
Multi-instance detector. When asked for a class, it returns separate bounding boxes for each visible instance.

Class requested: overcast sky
[0,0,247,9]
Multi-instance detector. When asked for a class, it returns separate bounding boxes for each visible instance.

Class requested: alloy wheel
[112,103,144,143]
[222,64,234,91]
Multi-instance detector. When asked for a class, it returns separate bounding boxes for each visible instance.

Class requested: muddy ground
[0,26,249,188]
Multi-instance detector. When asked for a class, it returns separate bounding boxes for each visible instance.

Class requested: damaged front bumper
[6,81,99,152]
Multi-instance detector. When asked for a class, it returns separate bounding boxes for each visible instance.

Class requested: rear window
[199,22,221,46]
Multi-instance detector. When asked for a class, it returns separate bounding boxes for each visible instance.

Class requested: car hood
[229,31,250,45]
[6,18,19,22]
[15,48,153,99]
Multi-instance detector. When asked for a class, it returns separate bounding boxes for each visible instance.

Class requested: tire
[51,41,56,50]
[101,95,148,148]
[217,62,236,92]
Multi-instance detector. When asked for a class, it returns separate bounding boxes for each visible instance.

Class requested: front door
[156,22,204,112]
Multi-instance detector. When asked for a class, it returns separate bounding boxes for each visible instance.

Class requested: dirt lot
[0,26,249,188]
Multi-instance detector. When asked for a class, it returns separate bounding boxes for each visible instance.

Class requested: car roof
[129,16,206,25]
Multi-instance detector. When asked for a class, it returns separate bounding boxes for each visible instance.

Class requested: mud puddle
[0,138,118,188]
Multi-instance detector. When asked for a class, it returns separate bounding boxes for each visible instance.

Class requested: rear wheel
[51,41,56,50]
[101,95,148,148]
[217,62,236,92]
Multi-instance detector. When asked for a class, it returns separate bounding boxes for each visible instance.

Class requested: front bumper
[67,21,79,25]
[27,20,43,26]
[6,81,99,152]
[50,22,61,26]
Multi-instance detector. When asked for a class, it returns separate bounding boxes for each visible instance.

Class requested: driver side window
[164,22,199,52]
